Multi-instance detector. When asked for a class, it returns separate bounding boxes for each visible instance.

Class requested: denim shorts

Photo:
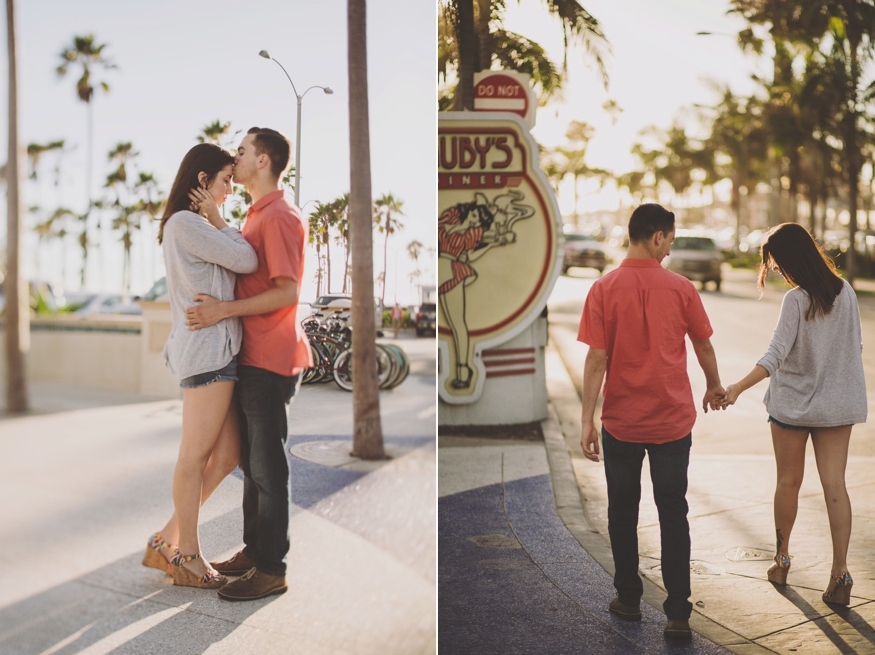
[768,415,811,431]
[179,358,238,389]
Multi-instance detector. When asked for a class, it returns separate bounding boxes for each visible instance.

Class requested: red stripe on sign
[486,368,536,379]
[482,348,535,358]
[484,357,535,368]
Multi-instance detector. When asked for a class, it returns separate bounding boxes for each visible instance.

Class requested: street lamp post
[259,50,333,207]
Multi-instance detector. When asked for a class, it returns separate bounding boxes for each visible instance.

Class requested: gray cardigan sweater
[758,280,867,427]
[161,211,258,380]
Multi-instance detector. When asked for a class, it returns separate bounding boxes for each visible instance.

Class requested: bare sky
[1,0,435,303]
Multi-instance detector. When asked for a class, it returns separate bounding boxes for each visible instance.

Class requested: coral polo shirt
[577,258,713,443]
[236,189,313,376]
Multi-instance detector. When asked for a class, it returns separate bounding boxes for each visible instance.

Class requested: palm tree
[828,0,875,284]
[26,140,64,180]
[440,0,609,109]
[348,0,384,460]
[307,208,325,296]
[197,119,233,146]
[702,86,768,249]
[373,193,405,306]
[56,34,116,286]
[407,239,424,300]
[332,193,352,292]
[5,0,27,412]
[309,202,339,293]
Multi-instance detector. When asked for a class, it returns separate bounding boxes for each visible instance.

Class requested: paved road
[549,264,875,654]
[0,334,436,655]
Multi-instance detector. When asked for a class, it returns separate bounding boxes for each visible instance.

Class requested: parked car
[562,232,609,275]
[414,303,436,337]
[664,235,723,291]
[73,293,142,317]
[311,293,382,327]
[140,277,168,301]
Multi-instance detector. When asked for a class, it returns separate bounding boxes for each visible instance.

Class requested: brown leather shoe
[212,550,257,577]
[608,596,641,621]
[217,568,287,601]
[664,619,692,639]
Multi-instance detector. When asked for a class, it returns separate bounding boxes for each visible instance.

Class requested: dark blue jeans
[602,427,693,620]
[236,365,302,577]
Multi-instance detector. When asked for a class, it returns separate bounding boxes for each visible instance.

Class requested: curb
[541,342,775,655]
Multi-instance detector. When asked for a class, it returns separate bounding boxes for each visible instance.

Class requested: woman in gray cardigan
[722,223,866,606]
[141,144,257,588]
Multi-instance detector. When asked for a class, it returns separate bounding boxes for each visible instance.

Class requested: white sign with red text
[473,70,536,129]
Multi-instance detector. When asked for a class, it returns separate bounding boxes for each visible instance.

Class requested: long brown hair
[757,223,844,320]
[158,143,234,244]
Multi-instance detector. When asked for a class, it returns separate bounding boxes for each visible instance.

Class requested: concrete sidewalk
[0,336,436,655]
[546,269,875,655]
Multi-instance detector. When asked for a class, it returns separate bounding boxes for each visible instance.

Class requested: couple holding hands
[140,127,312,601]
[578,204,866,638]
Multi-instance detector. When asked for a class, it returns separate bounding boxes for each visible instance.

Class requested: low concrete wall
[0,303,180,398]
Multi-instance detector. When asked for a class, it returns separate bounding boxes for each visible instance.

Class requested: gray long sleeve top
[758,280,867,427]
[161,211,258,380]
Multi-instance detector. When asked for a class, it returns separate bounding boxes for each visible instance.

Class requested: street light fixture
[258,50,333,207]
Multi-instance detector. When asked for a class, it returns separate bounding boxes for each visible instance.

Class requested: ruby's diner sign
[437,112,562,405]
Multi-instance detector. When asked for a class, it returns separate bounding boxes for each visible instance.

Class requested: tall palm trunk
[5,0,28,413]
[342,232,351,293]
[454,0,477,110]
[324,230,332,293]
[845,41,861,285]
[348,0,384,460]
[381,214,390,306]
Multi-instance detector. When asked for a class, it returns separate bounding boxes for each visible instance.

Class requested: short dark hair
[628,203,675,243]
[247,126,291,179]
[158,143,234,244]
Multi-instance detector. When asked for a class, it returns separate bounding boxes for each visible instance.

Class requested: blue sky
[1,0,435,304]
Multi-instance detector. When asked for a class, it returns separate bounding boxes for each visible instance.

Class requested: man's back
[578,259,712,442]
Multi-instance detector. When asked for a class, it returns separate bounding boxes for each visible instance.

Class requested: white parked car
[664,235,723,291]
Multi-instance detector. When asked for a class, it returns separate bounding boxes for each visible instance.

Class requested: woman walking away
[142,143,257,589]
[721,223,866,605]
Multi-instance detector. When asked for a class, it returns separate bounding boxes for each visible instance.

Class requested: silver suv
[664,235,723,291]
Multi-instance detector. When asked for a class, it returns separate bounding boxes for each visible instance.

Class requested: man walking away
[577,203,725,638]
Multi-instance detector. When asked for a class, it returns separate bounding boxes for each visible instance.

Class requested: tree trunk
[347,0,384,460]
[315,243,322,296]
[381,215,390,306]
[453,0,476,110]
[845,45,861,286]
[343,235,350,293]
[324,230,332,293]
[476,0,492,72]
[5,0,28,413]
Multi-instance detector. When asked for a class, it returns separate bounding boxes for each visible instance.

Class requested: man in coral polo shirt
[578,203,725,639]
[185,127,312,601]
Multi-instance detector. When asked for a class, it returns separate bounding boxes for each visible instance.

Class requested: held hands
[703,383,743,412]
[186,294,223,331]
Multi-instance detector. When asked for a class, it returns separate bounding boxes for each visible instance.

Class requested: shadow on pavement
[0,510,270,655]
[772,584,870,654]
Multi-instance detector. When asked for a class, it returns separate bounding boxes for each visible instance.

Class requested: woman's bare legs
[810,425,853,575]
[167,381,237,578]
[157,398,240,560]
[771,424,809,557]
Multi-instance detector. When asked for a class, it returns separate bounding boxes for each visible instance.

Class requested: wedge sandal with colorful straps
[170,552,227,589]
[142,533,176,575]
